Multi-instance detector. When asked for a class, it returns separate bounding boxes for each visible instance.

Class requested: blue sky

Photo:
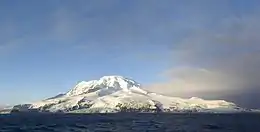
[1,0,260,106]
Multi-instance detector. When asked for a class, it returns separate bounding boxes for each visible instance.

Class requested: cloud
[145,67,241,97]
[144,10,260,108]
[0,39,24,56]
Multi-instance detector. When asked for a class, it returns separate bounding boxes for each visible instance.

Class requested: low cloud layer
[145,12,260,108]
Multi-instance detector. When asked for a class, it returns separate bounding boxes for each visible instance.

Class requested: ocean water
[0,113,260,132]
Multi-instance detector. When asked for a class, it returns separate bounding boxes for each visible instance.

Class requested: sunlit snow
[11,76,248,113]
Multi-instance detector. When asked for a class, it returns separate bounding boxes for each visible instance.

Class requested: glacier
[6,75,254,113]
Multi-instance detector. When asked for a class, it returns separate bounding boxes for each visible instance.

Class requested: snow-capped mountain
[10,76,250,113]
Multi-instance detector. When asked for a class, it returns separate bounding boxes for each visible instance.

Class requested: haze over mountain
[0,106,4,110]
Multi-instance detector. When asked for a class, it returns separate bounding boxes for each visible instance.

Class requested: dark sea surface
[0,113,260,132]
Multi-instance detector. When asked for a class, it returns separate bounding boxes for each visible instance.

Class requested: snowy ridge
[65,76,144,97]
[10,76,252,113]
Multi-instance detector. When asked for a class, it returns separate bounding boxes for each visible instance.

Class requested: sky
[0,0,260,108]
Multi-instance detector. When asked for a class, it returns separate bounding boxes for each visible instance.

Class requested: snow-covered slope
[11,76,249,113]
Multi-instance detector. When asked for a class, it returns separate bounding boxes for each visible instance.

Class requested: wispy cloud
[0,38,24,56]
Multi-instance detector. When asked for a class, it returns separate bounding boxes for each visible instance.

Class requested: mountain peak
[99,75,140,86]
[65,75,141,97]
[100,75,125,79]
